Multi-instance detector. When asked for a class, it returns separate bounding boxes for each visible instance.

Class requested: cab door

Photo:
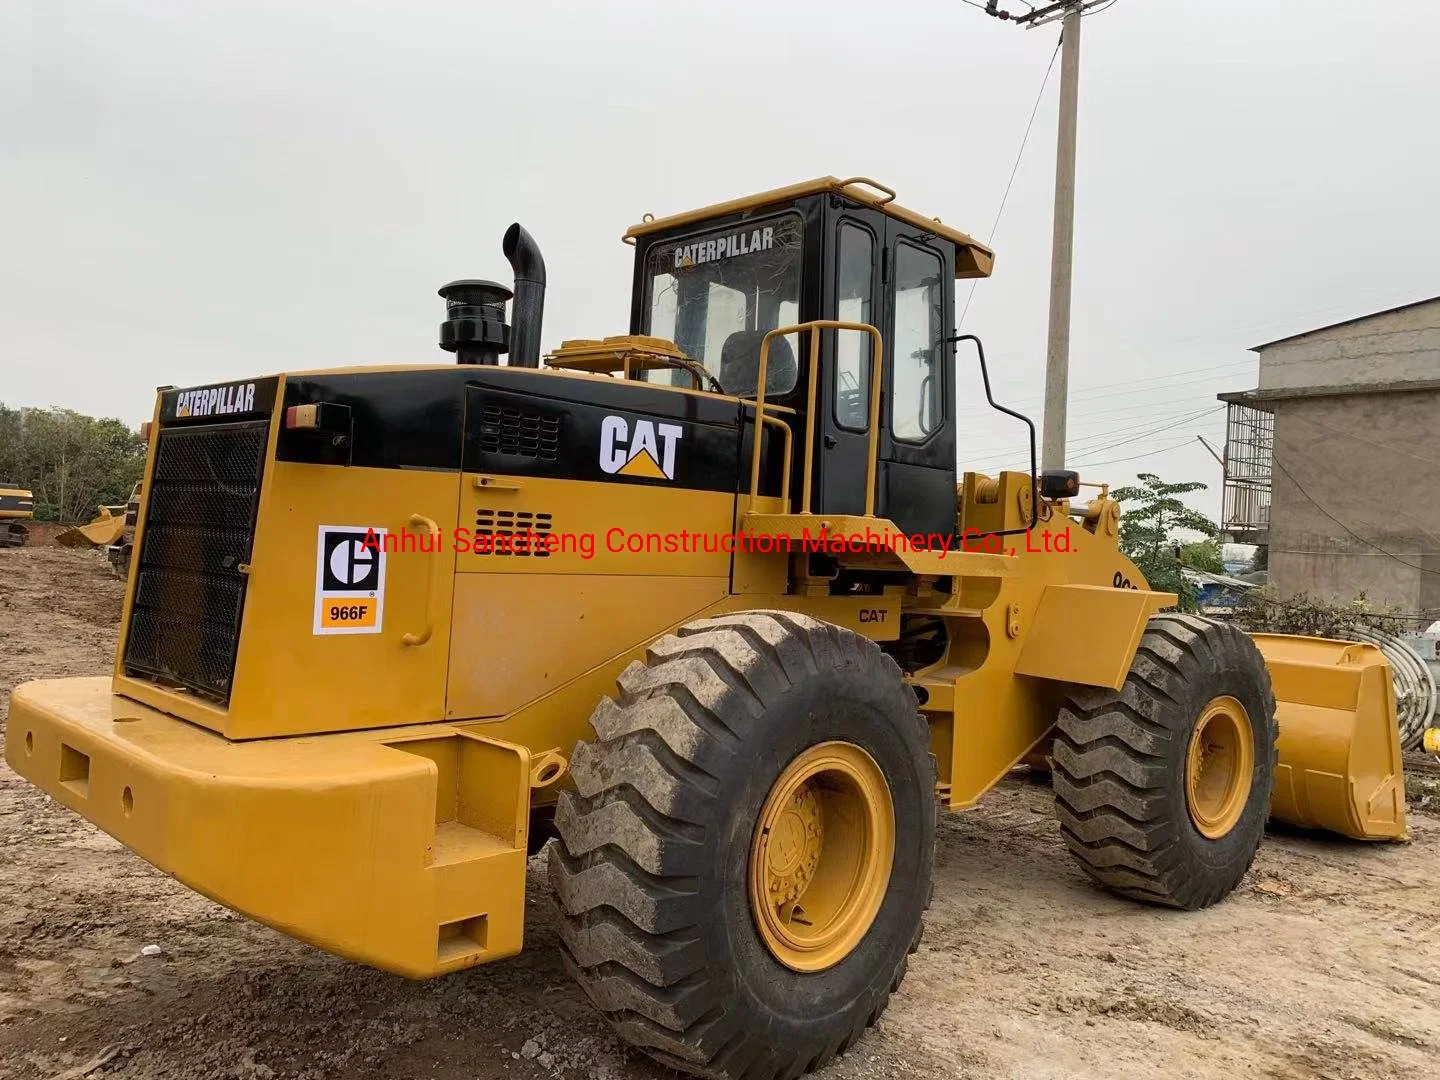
[814,210,885,517]
[875,221,956,537]
[815,213,957,536]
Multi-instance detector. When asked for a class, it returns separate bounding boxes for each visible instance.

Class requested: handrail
[747,320,884,516]
[836,177,898,205]
[402,513,441,646]
[758,412,793,507]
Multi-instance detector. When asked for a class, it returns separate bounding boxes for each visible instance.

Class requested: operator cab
[622,177,995,538]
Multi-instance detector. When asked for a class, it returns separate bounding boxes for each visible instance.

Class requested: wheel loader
[104,481,143,576]
[4,177,1409,1079]
[54,497,129,550]
[0,481,34,546]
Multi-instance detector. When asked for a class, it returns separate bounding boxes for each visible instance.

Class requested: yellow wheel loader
[104,481,143,576]
[0,482,34,546]
[54,502,128,549]
[4,177,1408,1079]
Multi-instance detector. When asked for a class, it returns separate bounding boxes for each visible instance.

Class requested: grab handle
[402,514,440,647]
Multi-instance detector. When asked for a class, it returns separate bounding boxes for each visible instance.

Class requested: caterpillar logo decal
[176,381,258,418]
[673,226,775,269]
[313,525,387,634]
[599,416,683,481]
[163,377,276,423]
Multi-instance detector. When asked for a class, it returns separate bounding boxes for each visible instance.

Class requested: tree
[1179,538,1225,574]
[1111,473,1218,611]
[0,404,145,522]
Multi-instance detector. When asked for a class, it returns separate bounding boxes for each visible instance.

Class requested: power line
[967,0,1115,29]
[1071,437,1196,470]
[965,401,1225,460]
[969,402,1225,467]
[957,355,1255,404]
[961,403,1232,457]
[958,38,1061,328]
[979,434,1203,475]
[958,387,1242,429]
[955,363,1254,418]
[965,403,1224,468]
[982,38,1060,248]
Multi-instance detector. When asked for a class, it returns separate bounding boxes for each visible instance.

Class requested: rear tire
[1052,613,1277,909]
[548,611,936,1080]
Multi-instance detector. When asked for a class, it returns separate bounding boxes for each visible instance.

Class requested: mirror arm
[948,332,1038,538]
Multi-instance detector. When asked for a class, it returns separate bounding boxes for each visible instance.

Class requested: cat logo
[176,381,258,418]
[313,525,387,635]
[599,416,683,481]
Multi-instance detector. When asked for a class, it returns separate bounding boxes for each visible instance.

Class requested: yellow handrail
[757,411,793,506]
[747,320,884,516]
[402,513,441,646]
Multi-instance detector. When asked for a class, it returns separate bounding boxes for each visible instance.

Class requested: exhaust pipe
[503,223,546,368]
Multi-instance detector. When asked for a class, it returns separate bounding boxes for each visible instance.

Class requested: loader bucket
[55,507,125,548]
[1252,633,1407,841]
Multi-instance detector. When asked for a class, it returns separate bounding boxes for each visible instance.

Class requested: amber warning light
[284,402,351,442]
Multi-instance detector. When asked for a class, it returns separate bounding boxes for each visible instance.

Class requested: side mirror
[950,333,1037,537]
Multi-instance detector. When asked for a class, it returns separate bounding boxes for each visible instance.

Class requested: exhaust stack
[503,223,546,369]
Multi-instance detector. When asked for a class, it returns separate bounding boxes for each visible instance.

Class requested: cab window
[643,213,803,397]
[834,223,874,430]
[890,242,944,442]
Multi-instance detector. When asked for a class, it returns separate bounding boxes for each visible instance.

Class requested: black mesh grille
[123,420,269,703]
[474,508,553,557]
[477,403,559,462]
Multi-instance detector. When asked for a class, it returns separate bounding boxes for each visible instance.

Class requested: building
[1217,296,1440,613]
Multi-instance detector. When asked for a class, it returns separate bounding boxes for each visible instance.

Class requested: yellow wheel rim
[748,741,895,973]
[1185,695,1254,839]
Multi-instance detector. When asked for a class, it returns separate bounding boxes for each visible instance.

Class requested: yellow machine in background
[55,502,128,549]
[0,482,34,547]
[4,178,1406,1080]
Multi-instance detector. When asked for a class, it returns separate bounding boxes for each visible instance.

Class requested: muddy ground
[2,545,1439,1080]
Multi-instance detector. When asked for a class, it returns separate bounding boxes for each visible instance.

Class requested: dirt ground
[2,545,1439,1080]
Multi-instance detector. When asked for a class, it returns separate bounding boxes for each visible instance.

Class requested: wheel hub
[764,787,823,906]
[749,742,895,973]
[1186,695,1255,839]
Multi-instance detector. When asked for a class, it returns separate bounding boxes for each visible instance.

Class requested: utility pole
[1042,3,1081,471]
[982,0,1109,470]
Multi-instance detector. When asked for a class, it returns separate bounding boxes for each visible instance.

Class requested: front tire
[1052,614,1277,910]
[548,611,935,1079]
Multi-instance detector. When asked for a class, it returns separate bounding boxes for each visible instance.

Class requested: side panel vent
[474,508,553,557]
[478,403,559,463]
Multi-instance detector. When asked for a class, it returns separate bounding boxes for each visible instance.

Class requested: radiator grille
[474,508,553,557]
[477,403,560,462]
[122,420,269,702]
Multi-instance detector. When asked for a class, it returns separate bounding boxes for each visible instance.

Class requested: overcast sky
[5,0,1438,519]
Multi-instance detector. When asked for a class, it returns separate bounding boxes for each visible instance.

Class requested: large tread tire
[548,611,936,1080]
[1053,613,1278,910]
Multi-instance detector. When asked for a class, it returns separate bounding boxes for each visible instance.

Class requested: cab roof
[623,176,995,280]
